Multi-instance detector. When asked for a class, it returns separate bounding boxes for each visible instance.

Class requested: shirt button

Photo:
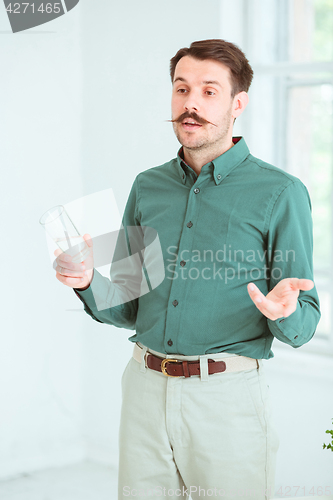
[294,335,298,339]
[217,174,221,180]
[180,260,186,267]
[279,319,285,323]
[167,339,173,346]
[194,188,200,194]
[187,221,193,228]
[172,300,178,307]
[182,174,185,179]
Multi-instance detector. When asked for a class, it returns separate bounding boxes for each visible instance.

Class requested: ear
[232,91,249,120]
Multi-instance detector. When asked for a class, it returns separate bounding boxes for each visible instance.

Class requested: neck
[182,138,234,176]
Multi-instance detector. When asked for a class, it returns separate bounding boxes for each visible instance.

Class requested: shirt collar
[176,136,250,186]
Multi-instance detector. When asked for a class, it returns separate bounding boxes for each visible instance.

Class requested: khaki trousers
[118,346,279,500]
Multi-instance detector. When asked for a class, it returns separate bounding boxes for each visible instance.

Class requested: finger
[53,256,75,272]
[56,272,85,287]
[289,278,314,291]
[247,283,265,304]
[55,255,74,268]
[54,249,73,266]
[62,260,85,272]
[247,283,283,320]
[83,233,93,248]
[282,303,297,318]
[251,298,283,320]
[56,264,85,278]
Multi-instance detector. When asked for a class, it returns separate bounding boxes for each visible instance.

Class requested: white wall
[264,347,333,496]
[0,3,86,479]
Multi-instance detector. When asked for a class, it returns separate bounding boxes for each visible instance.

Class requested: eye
[205,90,215,96]
[176,88,188,93]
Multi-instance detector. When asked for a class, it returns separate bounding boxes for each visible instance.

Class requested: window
[244,0,333,353]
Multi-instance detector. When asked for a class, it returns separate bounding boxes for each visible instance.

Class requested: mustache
[166,111,217,127]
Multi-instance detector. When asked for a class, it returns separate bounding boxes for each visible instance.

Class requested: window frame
[243,0,333,356]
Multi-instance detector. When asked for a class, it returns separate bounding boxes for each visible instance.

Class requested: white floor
[1,463,332,500]
[0,462,118,500]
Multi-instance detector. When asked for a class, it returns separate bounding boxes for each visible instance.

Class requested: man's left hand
[247,278,314,321]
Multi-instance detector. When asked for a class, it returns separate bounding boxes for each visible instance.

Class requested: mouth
[181,120,202,131]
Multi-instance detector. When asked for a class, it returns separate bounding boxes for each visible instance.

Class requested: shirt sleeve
[265,179,321,347]
[73,175,142,330]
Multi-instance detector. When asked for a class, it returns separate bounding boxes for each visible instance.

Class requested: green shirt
[75,136,320,359]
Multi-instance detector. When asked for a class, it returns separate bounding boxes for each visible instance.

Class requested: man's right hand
[54,233,94,290]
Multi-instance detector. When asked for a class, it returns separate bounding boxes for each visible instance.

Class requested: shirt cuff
[73,269,100,310]
[267,301,305,347]
[73,268,133,314]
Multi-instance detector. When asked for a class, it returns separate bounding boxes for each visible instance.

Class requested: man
[54,40,320,499]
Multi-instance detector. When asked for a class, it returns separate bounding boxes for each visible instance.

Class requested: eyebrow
[173,77,222,88]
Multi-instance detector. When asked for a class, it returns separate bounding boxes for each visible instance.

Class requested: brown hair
[170,39,253,98]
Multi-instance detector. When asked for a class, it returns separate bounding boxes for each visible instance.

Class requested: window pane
[287,84,332,340]
[316,286,331,337]
[289,0,333,62]
[287,84,333,271]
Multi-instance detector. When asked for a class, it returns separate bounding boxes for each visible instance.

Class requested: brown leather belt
[147,353,226,377]
[133,343,259,378]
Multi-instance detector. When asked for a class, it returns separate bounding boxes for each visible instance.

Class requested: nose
[184,92,200,113]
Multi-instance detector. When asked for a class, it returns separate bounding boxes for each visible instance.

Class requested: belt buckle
[161,358,181,377]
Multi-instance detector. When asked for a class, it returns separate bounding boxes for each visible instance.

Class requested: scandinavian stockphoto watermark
[3,0,80,33]
[122,485,333,497]
[166,244,296,283]
[123,485,273,497]
[41,188,299,312]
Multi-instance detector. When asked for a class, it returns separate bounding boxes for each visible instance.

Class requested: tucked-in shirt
[74,136,321,359]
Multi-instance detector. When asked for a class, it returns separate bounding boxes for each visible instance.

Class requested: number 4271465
[6,3,62,14]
